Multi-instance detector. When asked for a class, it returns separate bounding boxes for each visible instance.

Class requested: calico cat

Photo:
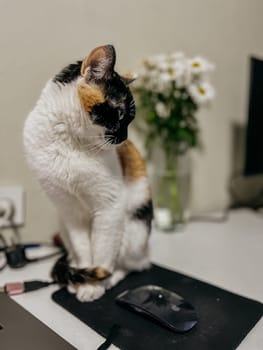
[23,45,153,302]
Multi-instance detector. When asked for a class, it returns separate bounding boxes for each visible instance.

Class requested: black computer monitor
[244,57,263,176]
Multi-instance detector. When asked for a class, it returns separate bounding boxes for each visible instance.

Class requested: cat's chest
[95,149,122,179]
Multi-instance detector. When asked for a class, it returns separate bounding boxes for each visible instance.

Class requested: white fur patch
[126,177,149,213]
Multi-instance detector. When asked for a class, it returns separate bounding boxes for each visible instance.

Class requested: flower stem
[164,150,184,228]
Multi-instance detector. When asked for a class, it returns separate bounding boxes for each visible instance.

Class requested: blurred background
[0,0,263,240]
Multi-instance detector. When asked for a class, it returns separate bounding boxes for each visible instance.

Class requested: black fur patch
[53,61,82,84]
[132,200,154,233]
[90,72,135,144]
[51,254,110,285]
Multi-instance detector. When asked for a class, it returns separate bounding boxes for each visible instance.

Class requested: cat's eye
[118,110,124,120]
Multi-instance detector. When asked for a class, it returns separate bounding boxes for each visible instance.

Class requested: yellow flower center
[192,62,201,68]
[198,87,206,95]
[168,67,174,76]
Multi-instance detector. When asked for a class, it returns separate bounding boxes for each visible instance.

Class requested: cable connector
[0,280,55,296]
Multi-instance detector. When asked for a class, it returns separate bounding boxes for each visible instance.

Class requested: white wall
[0,0,263,240]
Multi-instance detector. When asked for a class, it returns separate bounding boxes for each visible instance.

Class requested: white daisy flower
[149,71,171,93]
[155,102,170,118]
[188,81,215,105]
[168,60,189,87]
[138,68,157,90]
[146,54,167,69]
[188,56,215,75]
[158,60,170,72]
[159,71,171,82]
[155,80,171,95]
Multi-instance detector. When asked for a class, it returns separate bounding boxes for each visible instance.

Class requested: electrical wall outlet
[0,186,25,227]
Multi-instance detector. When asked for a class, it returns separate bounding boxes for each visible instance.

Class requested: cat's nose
[110,122,120,132]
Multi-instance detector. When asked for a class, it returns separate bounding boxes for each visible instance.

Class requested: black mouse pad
[52,264,263,350]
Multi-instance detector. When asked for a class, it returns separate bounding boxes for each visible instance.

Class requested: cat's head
[77,45,136,145]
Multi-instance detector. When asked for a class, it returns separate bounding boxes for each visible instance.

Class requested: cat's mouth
[105,130,127,145]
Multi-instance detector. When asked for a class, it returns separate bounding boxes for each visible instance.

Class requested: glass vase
[153,151,191,232]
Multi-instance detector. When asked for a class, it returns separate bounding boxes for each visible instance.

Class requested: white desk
[0,209,262,350]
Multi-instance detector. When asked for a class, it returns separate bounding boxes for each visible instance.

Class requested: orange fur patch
[91,267,111,280]
[117,140,147,181]
[77,82,105,113]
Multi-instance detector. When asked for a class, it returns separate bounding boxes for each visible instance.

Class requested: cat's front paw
[105,269,127,290]
[76,282,105,302]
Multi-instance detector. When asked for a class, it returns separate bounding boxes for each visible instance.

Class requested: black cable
[97,324,121,350]
[2,280,57,295]
[0,237,65,270]
[27,249,64,263]
[0,207,65,270]
[23,280,56,292]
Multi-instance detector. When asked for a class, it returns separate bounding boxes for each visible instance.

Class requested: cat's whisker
[81,143,103,152]
[93,140,111,155]
[87,136,105,138]
[78,141,101,151]
[79,138,111,153]
[100,141,112,152]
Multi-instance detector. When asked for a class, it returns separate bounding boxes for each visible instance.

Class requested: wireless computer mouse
[116,285,198,333]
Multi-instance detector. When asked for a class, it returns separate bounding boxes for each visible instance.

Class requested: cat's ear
[120,73,137,85]
[81,45,116,80]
